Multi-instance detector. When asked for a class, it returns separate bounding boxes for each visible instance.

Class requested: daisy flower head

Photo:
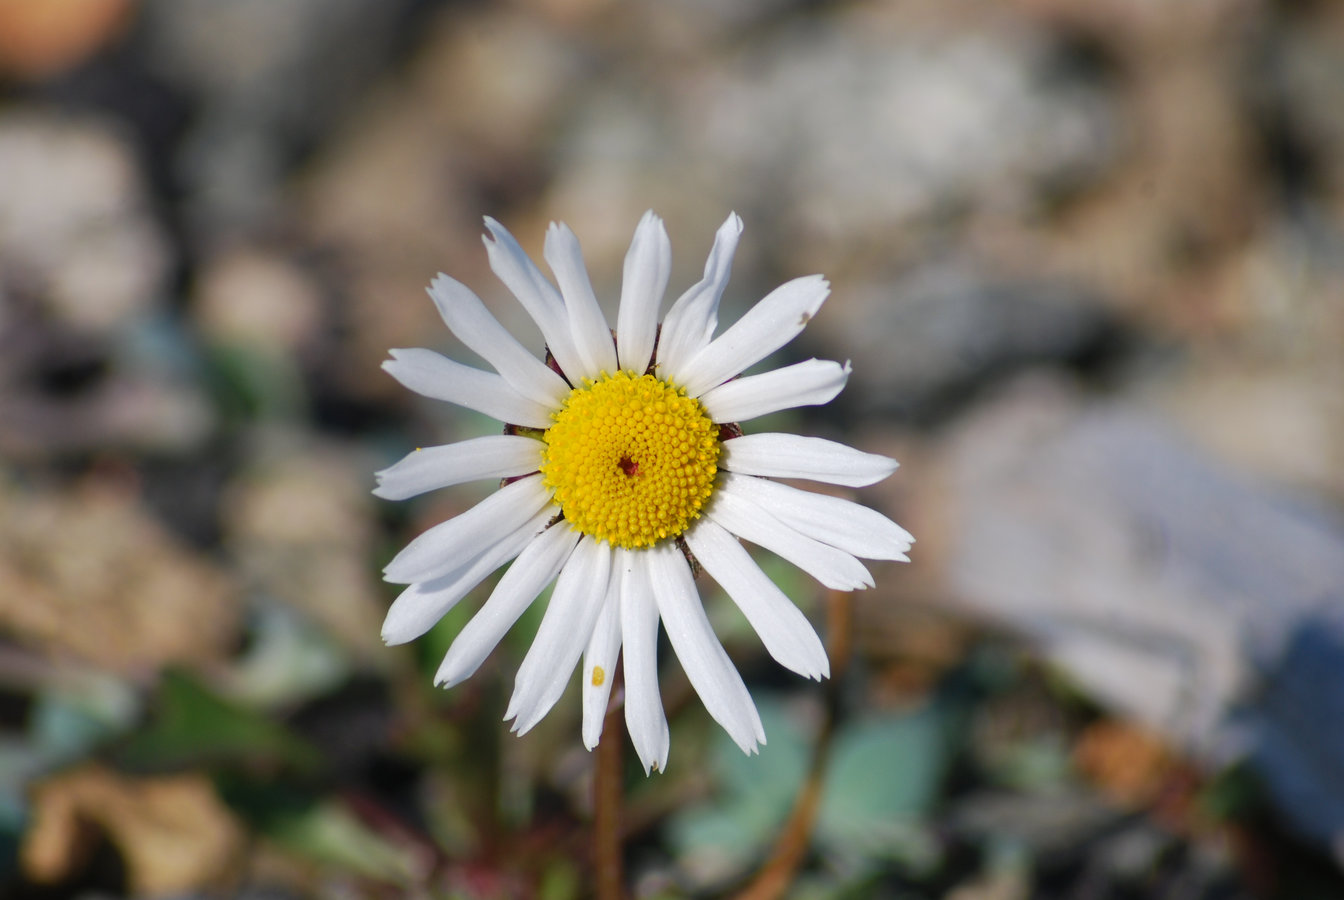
[377,212,913,773]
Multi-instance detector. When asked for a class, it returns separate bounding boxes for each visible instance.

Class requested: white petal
[381,507,552,645]
[717,473,913,561]
[427,274,570,407]
[482,218,585,381]
[699,359,850,424]
[382,474,553,584]
[647,542,765,755]
[620,552,669,774]
[581,575,623,750]
[507,536,613,735]
[655,213,742,378]
[675,275,830,397]
[720,433,898,487]
[434,524,581,688]
[373,435,543,501]
[544,222,617,381]
[706,483,873,591]
[382,348,553,429]
[684,519,830,680]
[615,211,670,376]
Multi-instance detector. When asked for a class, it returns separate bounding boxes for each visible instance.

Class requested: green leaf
[668,698,810,885]
[672,694,963,886]
[225,606,350,709]
[265,800,417,883]
[816,703,956,871]
[202,341,306,424]
[117,670,321,772]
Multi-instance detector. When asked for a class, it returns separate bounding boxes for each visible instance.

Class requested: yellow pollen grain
[591,665,605,687]
[541,370,720,549]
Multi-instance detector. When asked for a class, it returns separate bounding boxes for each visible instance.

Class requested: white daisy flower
[377,212,912,773]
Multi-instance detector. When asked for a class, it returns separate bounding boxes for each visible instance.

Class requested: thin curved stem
[731,589,853,900]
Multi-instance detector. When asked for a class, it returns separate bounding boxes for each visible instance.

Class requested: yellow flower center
[540,370,720,549]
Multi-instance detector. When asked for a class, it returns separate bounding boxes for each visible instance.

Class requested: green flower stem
[733,589,852,900]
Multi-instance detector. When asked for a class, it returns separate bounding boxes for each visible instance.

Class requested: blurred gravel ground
[1,0,1342,897]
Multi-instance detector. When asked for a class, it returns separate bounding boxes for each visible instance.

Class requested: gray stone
[138,0,414,235]
[550,10,1118,264]
[807,259,1116,419]
[951,789,1122,859]
[938,377,1344,849]
[0,111,169,333]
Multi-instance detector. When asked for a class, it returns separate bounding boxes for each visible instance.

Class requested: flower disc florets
[540,370,719,549]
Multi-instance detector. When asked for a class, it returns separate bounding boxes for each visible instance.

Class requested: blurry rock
[296,4,588,266]
[0,0,134,79]
[298,100,479,277]
[1155,368,1344,499]
[976,4,1259,335]
[0,478,238,674]
[193,248,323,352]
[551,9,1117,267]
[410,9,589,163]
[807,259,1117,420]
[22,764,244,895]
[953,792,1248,899]
[1005,0,1256,48]
[296,6,592,401]
[221,436,385,659]
[0,314,214,460]
[1239,623,1344,851]
[646,0,805,42]
[549,0,798,59]
[0,111,211,458]
[945,867,1031,900]
[0,110,170,333]
[952,789,1122,859]
[1261,6,1344,209]
[295,96,481,404]
[139,0,414,235]
[1147,211,1344,498]
[515,0,618,27]
[1231,213,1344,357]
[140,0,402,114]
[932,376,1344,847]
[1084,823,1244,900]
[0,361,214,460]
[296,99,478,403]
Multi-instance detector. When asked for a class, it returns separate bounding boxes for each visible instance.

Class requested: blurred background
[1,0,1343,897]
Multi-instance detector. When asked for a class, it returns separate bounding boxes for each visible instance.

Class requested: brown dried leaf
[22,764,245,896]
[1073,719,1176,809]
